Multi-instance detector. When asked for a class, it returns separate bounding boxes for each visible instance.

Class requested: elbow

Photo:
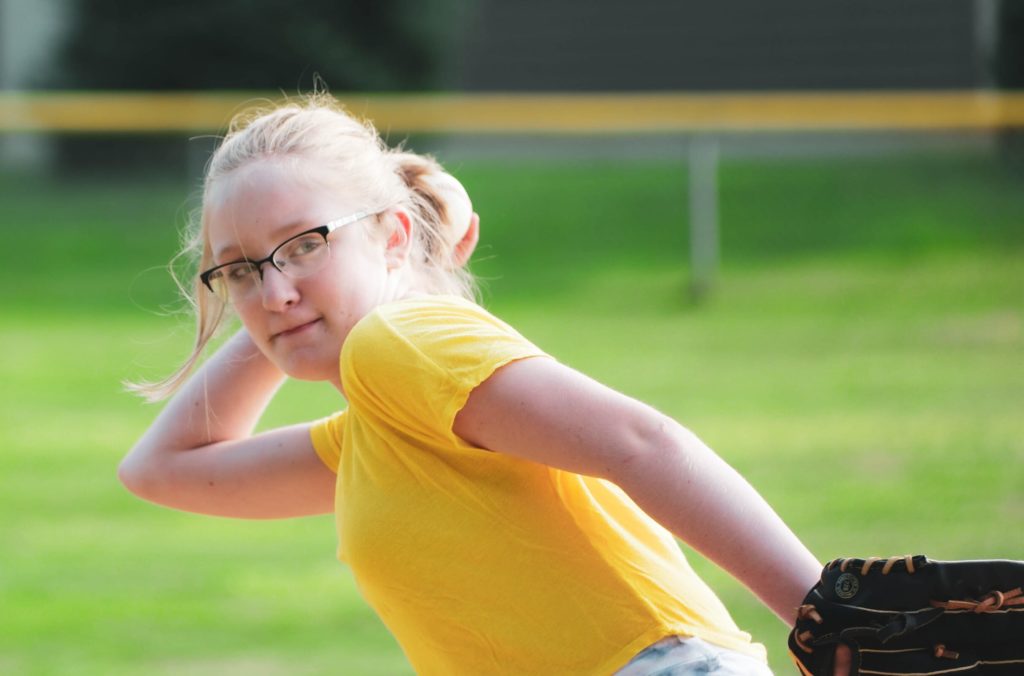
[117,450,160,502]
[610,411,697,483]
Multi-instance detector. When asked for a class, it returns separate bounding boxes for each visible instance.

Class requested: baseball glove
[788,555,1024,675]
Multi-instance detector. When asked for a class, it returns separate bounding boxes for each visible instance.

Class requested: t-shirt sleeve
[340,298,549,446]
[309,409,348,473]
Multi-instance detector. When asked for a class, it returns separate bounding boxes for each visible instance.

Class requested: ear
[383,209,414,269]
[450,212,480,268]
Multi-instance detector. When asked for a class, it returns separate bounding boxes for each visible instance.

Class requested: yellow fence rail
[2,91,1024,134]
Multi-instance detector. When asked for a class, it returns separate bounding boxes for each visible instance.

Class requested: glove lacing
[834,555,916,576]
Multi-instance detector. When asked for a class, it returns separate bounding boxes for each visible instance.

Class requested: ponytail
[392,151,475,268]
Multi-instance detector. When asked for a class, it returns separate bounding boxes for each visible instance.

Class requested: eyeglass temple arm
[324,210,373,233]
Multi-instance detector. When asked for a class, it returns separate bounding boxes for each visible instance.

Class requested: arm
[119,329,336,519]
[453,357,820,625]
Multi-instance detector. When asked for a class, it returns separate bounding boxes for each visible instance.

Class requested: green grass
[1,152,1022,674]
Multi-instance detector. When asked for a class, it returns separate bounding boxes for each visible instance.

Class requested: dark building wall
[447,0,984,91]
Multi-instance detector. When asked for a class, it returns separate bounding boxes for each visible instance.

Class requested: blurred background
[2,1,1022,674]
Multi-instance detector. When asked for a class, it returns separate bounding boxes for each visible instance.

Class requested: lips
[272,318,321,340]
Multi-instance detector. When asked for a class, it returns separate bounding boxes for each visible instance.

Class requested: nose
[258,265,300,311]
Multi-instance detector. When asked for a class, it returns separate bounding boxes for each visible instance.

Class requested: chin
[285,363,334,382]
[275,352,334,382]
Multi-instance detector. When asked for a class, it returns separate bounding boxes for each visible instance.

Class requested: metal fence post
[688,134,719,302]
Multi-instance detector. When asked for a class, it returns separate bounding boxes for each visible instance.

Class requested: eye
[225,262,258,283]
[289,235,324,257]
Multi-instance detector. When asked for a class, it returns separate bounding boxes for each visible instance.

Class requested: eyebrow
[212,219,317,262]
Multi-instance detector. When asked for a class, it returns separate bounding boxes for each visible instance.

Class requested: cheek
[319,258,384,309]
[231,302,273,348]
[232,301,263,328]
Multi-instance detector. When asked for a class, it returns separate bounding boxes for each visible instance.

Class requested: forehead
[205,159,356,253]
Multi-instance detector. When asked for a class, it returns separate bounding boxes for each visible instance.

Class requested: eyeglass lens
[208,232,330,298]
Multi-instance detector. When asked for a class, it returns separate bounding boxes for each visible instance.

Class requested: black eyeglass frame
[199,210,375,294]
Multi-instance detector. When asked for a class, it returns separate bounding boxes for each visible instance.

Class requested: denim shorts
[614,635,774,676]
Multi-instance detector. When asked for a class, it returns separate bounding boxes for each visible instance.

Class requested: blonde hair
[130,93,477,401]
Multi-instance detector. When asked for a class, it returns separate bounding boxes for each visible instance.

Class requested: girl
[120,94,824,675]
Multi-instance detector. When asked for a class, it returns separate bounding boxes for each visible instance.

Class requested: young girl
[120,94,824,675]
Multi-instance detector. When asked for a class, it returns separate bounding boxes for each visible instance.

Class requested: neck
[382,266,423,304]
[329,267,422,398]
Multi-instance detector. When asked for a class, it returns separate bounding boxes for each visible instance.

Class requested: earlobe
[384,209,413,269]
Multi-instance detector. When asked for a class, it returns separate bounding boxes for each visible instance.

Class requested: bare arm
[453,357,820,625]
[119,329,336,519]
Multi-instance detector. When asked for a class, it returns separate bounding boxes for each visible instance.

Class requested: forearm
[118,330,337,518]
[126,329,285,459]
[614,419,820,625]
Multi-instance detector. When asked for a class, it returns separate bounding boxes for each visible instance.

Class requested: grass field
[1,150,1021,674]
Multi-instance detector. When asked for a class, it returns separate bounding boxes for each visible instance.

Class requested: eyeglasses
[199,210,377,300]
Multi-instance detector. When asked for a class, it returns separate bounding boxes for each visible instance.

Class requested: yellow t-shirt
[310,296,766,675]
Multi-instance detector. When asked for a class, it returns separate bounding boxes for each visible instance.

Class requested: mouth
[272,318,321,340]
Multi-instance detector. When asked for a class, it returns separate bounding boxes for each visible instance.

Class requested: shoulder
[344,295,523,361]
[367,294,508,331]
[341,295,546,397]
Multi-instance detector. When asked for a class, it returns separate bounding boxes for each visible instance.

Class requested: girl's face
[205,158,404,389]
